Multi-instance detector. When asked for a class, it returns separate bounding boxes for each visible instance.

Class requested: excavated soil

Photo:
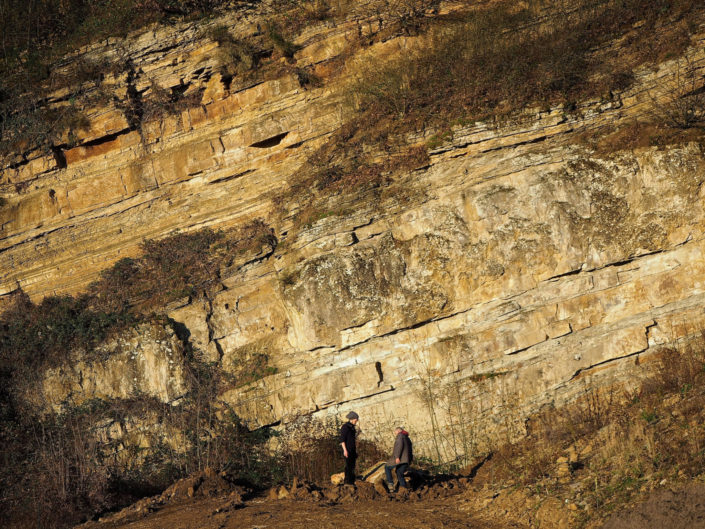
[74,470,705,529]
[83,496,503,529]
[601,483,705,529]
[74,470,521,529]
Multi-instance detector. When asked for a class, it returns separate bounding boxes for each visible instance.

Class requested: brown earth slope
[76,477,705,529]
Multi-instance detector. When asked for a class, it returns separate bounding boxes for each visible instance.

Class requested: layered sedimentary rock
[3,3,705,459]
[205,136,705,455]
[38,322,188,412]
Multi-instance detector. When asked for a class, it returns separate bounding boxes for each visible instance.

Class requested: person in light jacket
[385,426,413,491]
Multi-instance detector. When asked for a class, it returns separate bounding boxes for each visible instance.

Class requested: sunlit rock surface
[2,3,705,459]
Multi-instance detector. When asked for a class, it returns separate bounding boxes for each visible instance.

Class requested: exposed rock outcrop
[2,2,705,461]
[37,321,188,412]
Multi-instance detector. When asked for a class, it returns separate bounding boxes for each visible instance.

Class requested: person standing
[385,426,413,491]
[340,411,359,485]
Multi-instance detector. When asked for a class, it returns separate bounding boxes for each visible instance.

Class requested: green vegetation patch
[0,291,136,376]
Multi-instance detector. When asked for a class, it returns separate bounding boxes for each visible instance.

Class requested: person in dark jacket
[385,426,413,491]
[340,411,359,485]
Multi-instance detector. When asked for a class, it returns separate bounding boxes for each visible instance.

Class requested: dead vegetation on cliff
[297,0,703,199]
[0,220,275,381]
[466,331,705,527]
[93,220,276,314]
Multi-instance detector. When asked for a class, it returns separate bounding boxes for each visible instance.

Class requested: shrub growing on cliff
[0,93,91,160]
[207,25,261,77]
[0,290,136,376]
[0,408,112,529]
[650,57,705,130]
[265,23,300,59]
[303,0,700,193]
[92,220,276,313]
[140,82,205,122]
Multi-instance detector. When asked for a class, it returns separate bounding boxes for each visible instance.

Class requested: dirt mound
[160,468,247,503]
[75,470,473,529]
[264,472,471,505]
[77,469,248,528]
[601,482,705,529]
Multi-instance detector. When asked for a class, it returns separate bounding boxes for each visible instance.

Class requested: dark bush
[265,23,299,59]
[207,25,261,77]
[0,290,135,377]
[277,416,386,485]
[91,220,275,313]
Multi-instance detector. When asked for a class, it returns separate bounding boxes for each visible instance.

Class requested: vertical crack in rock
[124,60,144,131]
[51,146,67,169]
[204,294,225,363]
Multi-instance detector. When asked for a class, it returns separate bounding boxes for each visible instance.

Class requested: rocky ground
[73,467,705,529]
[601,483,705,529]
[79,495,500,529]
[75,469,513,529]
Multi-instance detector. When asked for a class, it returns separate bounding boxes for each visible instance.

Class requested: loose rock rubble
[265,469,471,505]
[77,468,248,528]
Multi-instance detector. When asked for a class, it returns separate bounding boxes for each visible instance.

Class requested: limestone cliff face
[3,4,705,460]
[37,322,188,412]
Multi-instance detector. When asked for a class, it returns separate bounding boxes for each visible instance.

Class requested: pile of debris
[77,468,248,528]
[77,462,473,527]
[266,462,471,504]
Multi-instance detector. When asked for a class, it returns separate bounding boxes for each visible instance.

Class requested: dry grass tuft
[470,331,705,526]
[277,415,386,485]
[295,0,702,205]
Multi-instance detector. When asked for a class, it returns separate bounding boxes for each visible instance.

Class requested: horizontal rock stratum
[2,2,705,460]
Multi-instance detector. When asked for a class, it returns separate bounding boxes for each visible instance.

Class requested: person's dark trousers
[385,463,410,489]
[344,454,357,485]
